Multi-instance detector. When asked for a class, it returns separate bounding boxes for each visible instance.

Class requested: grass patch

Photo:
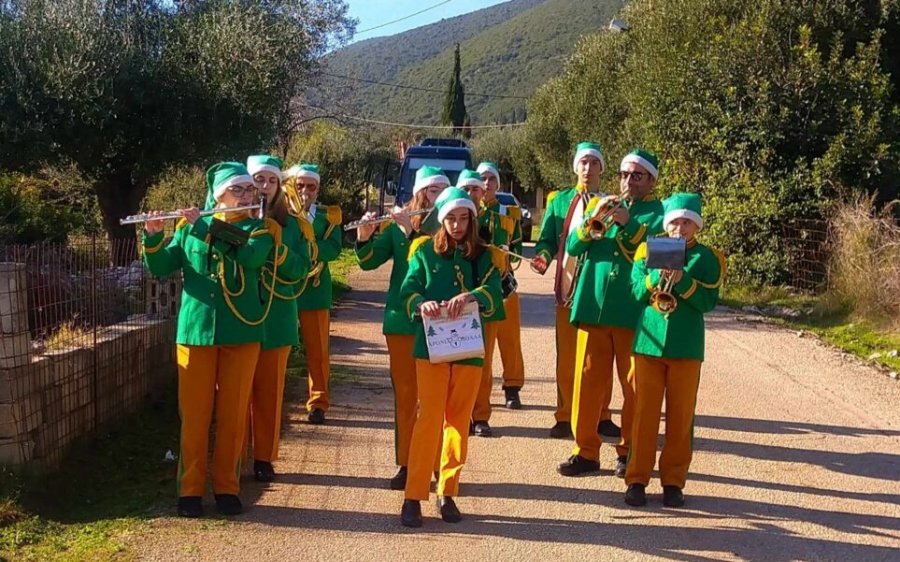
[0,383,180,561]
[329,248,357,302]
[723,284,900,373]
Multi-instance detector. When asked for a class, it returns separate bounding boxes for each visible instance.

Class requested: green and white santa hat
[435,186,478,222]
[663,192,703,230]
[204,161,254,209]
[413,165,450,195]
[247,155,283,179]
[456,169,485,190]
[572,141,606,174]
[620,149,659,179]
[284,163,321,184]
[476,161,500,182]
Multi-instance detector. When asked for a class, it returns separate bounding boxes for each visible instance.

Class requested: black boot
[503,387,522,410]
[549,421,573,439]
[308,408,326,424]
[400,499,422,527]
[614,456,628,478]
[663,485,685,508]
[177,496,203,518]
[254,460,275,483]
[472,420,493,437]
[556,455,600,476]
[389,466,408,490]
[437,496,462,523]
[598,419,621,438]
[214,494,243,516]
[625,484,647,507]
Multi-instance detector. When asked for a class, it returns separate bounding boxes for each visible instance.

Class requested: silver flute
[119,204,262,225]
[343,208,432,231]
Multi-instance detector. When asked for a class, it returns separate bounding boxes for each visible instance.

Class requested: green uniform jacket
[297,205,343,311]
[478,208,514,321]
[261,217,312,349]
[355,221,420,336]
[631,238,726,360]
[534,185,594,264]
[400,239,504,367]
[566,196,665,329]
[142,216,274,346]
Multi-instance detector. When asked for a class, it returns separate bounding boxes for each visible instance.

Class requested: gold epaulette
[633,242,648,262]
[546,190,560,206]
[499,214,516,237]
[296,215,315,243]
[506,206,522,221]
[325,205,343,226]
[697,246,727,289]
[175,218,189,231]
[264,217,283,247]
[407,235,431,261]
[488,245,507,271]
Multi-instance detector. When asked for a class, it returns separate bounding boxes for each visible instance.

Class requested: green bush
[527,0,900,284]
[0,173,89,244]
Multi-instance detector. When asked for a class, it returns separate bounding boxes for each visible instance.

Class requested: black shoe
[400,499,422,527]
[214,494,243,516]
[504,387,522,410]
[254,460,275,483]
[549,421,573,439]
[177,496,203,518]
[308,408,326,424]
[389,466,408,490]
[437,496,462,523]
[598,419,621,438]
[615,456,627,478]
[472,420,493,437]
[663,485,685,508]
[625,484,647,507]
[556,455,600,477]
[434,470,440,482]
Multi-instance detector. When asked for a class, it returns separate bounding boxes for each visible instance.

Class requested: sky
[346,0,510,42]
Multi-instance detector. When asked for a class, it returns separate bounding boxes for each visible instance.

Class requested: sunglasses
[297,182,319,191]
[618,171,648,182]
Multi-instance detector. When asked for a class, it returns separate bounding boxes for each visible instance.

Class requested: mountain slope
[324,0,627,125]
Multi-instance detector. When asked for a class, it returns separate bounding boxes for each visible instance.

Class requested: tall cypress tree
[441,43,468,134]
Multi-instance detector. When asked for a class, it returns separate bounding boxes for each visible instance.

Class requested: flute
[119,204,262,225]
[343,208,432,231]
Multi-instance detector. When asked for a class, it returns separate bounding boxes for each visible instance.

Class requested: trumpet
[649,269,679,316]
[344,208,433,231]
[119,205,261,225]
[587,196,624,240]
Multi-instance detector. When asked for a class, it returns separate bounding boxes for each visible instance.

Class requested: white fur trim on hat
[214,174,254,201]
[573,149,606,174]
[457,177,485,189]
[620,154,658,178]
[247,163,283,179]
[476,163,500,181]
[295,169,320,183]
[437,198,478,223]
[663,209,703,230]
[413,174,451,195]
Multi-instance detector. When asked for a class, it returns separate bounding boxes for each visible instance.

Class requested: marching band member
[477,161,526,411]
[459,169,511,437]
[290,163,343,425]
[625,192,725,507]
[246,155,311,482]
[143,162,274,517]
[557,150,664,478]
[355,165,450,490]
[398,187,504,527]
[531,141,606,439]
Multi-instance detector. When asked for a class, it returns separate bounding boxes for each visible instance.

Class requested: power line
[337,113,527,130]
[321,71,530,100]
[355,0,454,35]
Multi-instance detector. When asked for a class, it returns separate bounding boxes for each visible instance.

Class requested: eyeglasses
[618,171,648,182]
[227,185,255,196]
[297,182,319,191]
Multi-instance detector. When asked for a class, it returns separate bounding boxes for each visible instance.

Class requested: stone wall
[0,262,181,468]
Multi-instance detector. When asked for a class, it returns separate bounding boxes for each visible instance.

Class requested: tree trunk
[94,170,149,265]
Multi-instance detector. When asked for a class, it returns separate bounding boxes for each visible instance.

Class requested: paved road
[134,245,900,562]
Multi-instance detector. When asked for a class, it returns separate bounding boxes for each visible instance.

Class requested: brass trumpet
[587,196,623,240]
[649,270,679,315]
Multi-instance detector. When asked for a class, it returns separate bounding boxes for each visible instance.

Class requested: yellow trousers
[405,360,481,500]
[625,354,702,489]
[300,309,331,412]
[385,334,417,467]
[496,291,525,388]
[176,343,259,497]
[249,346,291,462]
[571,326,634,461]
[472,321,501,421]
[554,305,580,422]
